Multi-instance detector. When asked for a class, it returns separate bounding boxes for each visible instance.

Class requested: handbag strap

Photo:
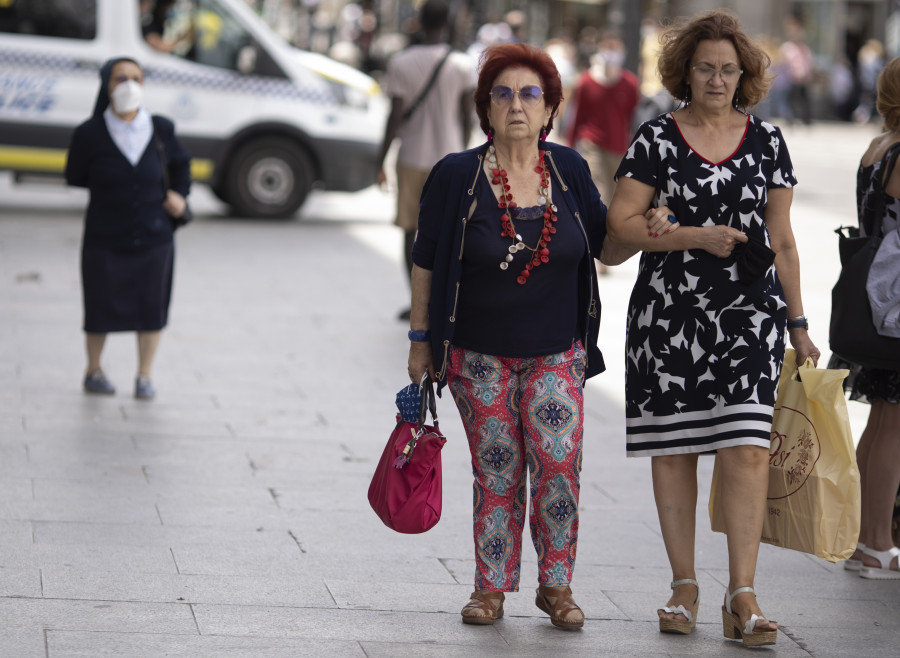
[417,374,439,430]
[867,142,900,237]
[151,116,171,195]
[401,47,452,123]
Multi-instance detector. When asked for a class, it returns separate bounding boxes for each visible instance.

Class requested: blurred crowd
[235,1,888,129]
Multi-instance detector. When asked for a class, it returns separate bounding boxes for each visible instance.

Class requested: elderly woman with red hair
[406,43,639,628]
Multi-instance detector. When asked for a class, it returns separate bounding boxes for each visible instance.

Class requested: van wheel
[226,138,315,218]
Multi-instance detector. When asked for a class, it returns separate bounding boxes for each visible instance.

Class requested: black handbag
[153,121,193,229]
[829,143,900,370]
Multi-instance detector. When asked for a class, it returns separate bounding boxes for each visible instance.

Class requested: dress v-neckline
[670,113,750,166]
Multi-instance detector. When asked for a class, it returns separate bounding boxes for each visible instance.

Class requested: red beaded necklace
[488,145,558,285]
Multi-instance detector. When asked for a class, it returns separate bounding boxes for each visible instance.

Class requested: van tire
[225,138,315,218]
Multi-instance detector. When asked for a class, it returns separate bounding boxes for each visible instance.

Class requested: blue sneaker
[135,375,156,400]
[83,370,115,395]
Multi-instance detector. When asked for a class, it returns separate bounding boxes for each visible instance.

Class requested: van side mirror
[236,45,257,74]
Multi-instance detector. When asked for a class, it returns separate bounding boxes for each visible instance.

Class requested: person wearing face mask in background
[566,31,640,274]
[65,57,191,400]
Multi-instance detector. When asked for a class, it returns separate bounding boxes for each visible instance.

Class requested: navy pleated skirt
[81,241,174,333]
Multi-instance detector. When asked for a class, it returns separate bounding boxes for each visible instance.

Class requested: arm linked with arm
[607,177,747,256]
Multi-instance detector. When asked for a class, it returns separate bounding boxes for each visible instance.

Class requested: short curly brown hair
[657,10,771,109]
[474,43,563,136]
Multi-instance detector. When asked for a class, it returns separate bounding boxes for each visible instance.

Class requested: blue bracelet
[408,329,431,342]
[786,315,808,330]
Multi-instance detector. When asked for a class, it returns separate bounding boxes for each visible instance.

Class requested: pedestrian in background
[608,10,819,647]
[406,42,635,629]
[853,39,886,124]
[832,55,900,580]
[567,30,639,204]
[633,17,676,130]
[780,14,814,125]
[376,0,474,321]
[566,30,640,274]
[66,57,191,400]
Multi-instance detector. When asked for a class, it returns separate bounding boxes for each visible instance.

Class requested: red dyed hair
[474,43,563,136]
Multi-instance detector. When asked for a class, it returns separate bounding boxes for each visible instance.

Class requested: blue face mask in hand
[395,383,422,423]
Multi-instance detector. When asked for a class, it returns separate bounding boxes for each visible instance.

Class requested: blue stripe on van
[0,49,96,77]
[0,49,336,105]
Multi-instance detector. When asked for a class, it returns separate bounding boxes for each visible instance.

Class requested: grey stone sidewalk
[1,121,898,657]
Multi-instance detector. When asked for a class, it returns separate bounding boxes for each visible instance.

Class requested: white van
[0,0,387,217]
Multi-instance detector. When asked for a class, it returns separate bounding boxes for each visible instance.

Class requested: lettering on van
[0,74,57,114]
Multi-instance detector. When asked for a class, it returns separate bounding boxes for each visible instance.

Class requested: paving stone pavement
[1,121,899,657]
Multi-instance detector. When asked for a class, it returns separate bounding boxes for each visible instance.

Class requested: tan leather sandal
[535,585,584,629]
[461,590,505,625]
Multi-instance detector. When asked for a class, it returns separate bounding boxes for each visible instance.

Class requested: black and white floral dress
[616,113,796,457]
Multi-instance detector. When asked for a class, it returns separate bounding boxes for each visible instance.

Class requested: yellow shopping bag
[710,350,860,562]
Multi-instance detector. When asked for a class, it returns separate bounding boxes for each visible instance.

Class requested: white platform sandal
[844,542,866,571]
[859,545,900,580]
[722,587,777,647]
[658,578,699,634]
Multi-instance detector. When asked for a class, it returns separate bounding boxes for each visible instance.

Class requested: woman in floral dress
[607,11,819,647]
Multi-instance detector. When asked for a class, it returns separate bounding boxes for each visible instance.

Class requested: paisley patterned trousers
[447,342,585,591]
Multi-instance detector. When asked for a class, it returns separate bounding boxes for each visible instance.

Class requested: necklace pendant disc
[508,245,517,254]
[499,262,508,270]
[538,196,546,205]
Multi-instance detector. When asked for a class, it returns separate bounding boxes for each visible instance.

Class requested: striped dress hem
[626,402,773,457]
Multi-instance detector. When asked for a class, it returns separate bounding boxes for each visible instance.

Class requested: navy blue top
[65,114,191,250]
[412,141,609,393]
[454,166,580,356]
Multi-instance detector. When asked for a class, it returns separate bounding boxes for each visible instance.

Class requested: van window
[185,0,283,78]
[0,0,97,40]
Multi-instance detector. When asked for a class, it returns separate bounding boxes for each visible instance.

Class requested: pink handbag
[368,376,446,534]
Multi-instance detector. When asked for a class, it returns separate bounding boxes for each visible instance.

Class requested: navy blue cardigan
[66,115,191,250]
[412,141,609,392]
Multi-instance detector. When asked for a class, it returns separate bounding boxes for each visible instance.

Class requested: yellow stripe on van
[0,146,214,182]
[0,146,67,172]
[190,159,214,182]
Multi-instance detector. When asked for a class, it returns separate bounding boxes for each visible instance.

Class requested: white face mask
[110,80,143,115]
[598,49,625,69]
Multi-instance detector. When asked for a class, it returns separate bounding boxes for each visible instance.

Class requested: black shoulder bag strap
[401,46,452,123]
[868,142,900,237]
[151,116,170,198]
